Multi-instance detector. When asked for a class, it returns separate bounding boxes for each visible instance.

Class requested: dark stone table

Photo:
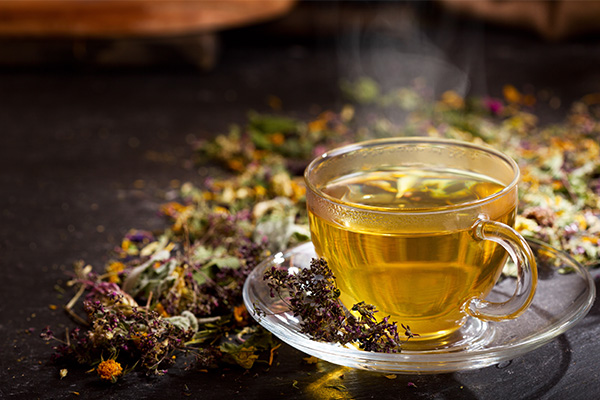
[2,3,600,399]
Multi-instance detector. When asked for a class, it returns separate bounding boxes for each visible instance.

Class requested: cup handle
[467,217,538,321]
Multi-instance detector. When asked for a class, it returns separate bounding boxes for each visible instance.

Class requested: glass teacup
[305,137,537,349]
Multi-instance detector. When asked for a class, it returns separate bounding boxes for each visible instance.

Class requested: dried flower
[503,85,522,104]
[97,359,123,382]
[483,97,504,115]
[106,261,126,283]
[439,90,465,110]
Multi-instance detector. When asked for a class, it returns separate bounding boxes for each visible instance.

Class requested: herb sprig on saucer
[262,257,413,353]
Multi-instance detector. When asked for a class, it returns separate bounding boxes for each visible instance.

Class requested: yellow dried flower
[227,158,245,172]
[202,191,215,201]
[515,215,539,235]
[440,90,465,109]
[552,180,563,191]
[213,206,229,215]
[268,132,285,146]
[233,304,248,326]
[290,180,306,202]
[271,172,293,198]
[308,118,328,133]
[503,85,522,104]
[160,202,188,214]
[106,261,126,283]
[502,85,536,106]
[121,238,132,251]
[155,302,169,317]
[254,185,267,198]
[96,359,123,382]
[576,214,588,230]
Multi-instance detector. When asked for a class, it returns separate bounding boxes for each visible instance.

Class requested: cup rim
[304,136,520,214]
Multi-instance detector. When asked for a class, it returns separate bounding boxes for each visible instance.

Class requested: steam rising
[335,4,485,113]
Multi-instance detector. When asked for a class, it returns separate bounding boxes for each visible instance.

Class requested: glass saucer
[242,239,596,374]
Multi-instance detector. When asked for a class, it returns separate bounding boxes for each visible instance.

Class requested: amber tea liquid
[308,167,514,341]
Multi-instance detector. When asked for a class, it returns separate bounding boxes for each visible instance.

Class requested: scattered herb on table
[42,79,600,381]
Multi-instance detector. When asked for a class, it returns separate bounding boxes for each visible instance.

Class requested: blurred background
[2,0,600,103]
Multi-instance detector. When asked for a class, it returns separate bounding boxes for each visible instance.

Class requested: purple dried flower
[40,326,54,341]
[125,230,155,243]
[264,257,407,353]
[483,97,504,115]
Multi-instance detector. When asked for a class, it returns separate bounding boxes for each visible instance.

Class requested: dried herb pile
[42,79,600,381]
[263,257,413,353]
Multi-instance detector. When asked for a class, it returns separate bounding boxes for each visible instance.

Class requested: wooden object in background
[439,0,600,40]
[0,0,296,37]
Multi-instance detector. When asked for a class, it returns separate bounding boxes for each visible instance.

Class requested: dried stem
[64,284,90,326]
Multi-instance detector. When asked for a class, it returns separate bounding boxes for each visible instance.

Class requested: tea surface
[309,168,513,342]
[321,168,505,209]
